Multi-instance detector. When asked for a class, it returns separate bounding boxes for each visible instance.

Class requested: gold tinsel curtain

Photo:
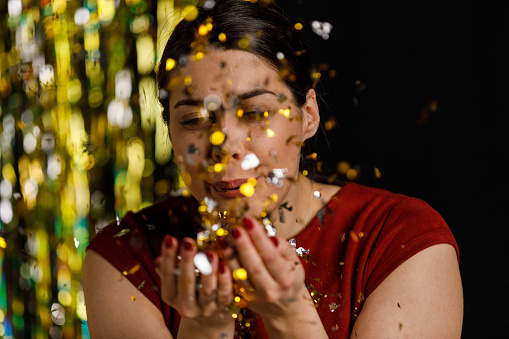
[0,0,192,337]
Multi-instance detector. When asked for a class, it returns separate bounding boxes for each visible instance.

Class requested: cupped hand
[155,236,234,329]
[220,216,311,318]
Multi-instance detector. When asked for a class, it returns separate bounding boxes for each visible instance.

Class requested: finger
[218,235,255,300]
[158,235,178,303]
[197,251,218,315]
[239,217,294,286]
[217,261,234,307]
[228,225,279,291]
[177,238,199,306]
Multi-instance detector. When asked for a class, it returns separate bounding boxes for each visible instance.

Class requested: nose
[210,114,245,163]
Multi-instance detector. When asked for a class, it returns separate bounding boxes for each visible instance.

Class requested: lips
[211,179,248,199]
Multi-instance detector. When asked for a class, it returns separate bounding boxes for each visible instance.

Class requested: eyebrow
[237,88,278,100]
[173,89,278,109]
[173,98,203,109]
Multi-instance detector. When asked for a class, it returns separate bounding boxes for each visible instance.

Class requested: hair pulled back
[157,0,314,124]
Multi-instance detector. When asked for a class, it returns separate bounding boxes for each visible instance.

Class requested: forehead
[172,49,287,97]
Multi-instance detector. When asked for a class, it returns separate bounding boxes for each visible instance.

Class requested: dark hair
[157,0,314,124]
[157,0,343,185]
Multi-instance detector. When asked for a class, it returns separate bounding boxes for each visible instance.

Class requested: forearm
[177,317,235,339]
[260,296,328,339]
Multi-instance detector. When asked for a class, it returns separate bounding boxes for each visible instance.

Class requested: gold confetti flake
[213,163,225,173]
[165,58,176,71]
[180,171,192,186]
[127,264,141,275]
[350,230,359,242]
[279,108,291,117]
[239,182,255,197]
[238,37,249,49]
[266,128,275,138]
[198,24,209,36]
[294,22,303,30]
[233,268,248,281]
[324,118,337,130]
[337,161,351,174]
[209,131,226,145]
[218,32,227,42]
[346,168,358,180]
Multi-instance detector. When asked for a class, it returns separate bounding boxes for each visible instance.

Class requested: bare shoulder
[83,249,173,339]
[351,244,463,339]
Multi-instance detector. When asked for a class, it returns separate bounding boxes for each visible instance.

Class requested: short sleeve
[362,197,459,297]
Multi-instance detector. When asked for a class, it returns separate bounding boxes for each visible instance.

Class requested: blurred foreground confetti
[0,0,184,337]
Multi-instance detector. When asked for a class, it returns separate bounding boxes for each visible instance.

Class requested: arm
[83,250,173,338]
[222,217,329,339]
[84,241,236,339]
[351,244,463,338]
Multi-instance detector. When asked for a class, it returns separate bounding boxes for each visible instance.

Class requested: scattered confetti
[311,20,333,40]
[329,302,340,312]
[165,58,176,71]
[113,229,131,237]
[239,181,256,197]
[204,93,222,111]
[266,128,275,138]
[241,153,260,170]
[265,223,276,237]
[266,168,287,188]
[233,268,248,281]
[210,130,226,145]
[193,252,213,275]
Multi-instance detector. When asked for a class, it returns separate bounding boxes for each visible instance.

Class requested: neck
[272,173,314,239]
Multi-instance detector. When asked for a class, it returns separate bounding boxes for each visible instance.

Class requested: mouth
[211,179,249,199]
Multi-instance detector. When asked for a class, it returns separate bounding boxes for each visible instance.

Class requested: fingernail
[231,228,241,239]
[270,236,279,247]
[219,261,225,274]
[183,240,194,251]
[218,237,228,249]
[243,217,254,230]
[205,251,214,262]
[165,236,173,249]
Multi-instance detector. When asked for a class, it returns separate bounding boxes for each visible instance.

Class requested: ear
[301,88,320,141]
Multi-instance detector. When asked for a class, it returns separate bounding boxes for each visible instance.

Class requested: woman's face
[167,49,318,216]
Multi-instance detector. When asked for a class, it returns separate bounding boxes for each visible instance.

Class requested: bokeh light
[0,0,180,337]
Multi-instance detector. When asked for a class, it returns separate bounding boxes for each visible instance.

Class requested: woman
[84,0,463,338]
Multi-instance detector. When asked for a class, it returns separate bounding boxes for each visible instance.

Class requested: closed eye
[240,108,271,122]
[180,110,215,128]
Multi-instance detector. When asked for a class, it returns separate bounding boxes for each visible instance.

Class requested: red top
[87,182,458,338]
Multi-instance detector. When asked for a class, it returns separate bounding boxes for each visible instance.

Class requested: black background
[279,0,509,337]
